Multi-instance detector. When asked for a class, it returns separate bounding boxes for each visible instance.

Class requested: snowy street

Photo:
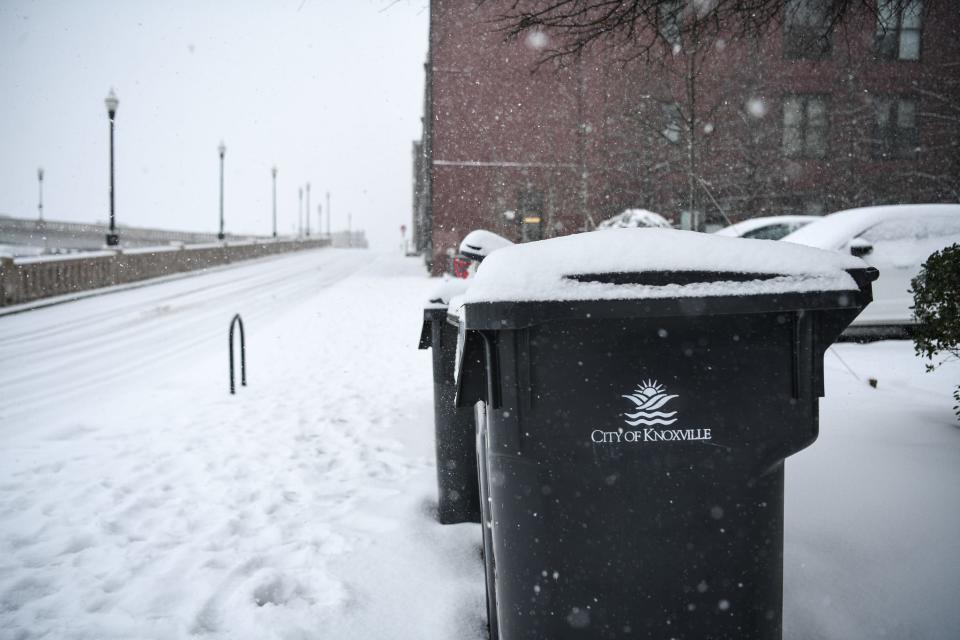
[1,249,959,639]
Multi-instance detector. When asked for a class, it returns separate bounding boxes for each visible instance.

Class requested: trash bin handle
[845,267,880,290]
[480,330,501,409]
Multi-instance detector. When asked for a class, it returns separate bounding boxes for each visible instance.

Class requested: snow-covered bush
[910,243,960,420]
[596,209,672,230]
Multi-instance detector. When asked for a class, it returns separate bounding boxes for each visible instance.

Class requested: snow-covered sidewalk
[1,250,957,639]
[0,251,484,640]
[786,340,960,639]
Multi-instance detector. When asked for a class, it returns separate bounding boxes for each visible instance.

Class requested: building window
[521,215,543,242]
[783,95,828,158]
[783,0,832,60]
[873,97,919,158]
[876,0,923,60]
[516,188,544,242]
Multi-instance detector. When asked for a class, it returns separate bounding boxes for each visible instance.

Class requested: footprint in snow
[60,533,97,555]
[0,576,57,613]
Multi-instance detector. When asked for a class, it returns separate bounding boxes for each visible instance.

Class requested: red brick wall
[427,0,960,273]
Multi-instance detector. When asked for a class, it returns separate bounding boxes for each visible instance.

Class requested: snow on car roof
[714,215,819,237]
[596,208,672,229]
[782,204,960,250]
[460,228,865,304]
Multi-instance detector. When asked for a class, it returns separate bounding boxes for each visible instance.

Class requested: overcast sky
[0,0,429,250]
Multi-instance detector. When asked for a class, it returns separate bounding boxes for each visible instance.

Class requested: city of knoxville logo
[622,379,678,427]
[590,379,712,445]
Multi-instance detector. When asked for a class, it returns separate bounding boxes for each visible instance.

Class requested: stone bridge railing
[0,238,330,308]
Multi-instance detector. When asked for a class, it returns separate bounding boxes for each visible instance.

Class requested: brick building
[413,1,960,274]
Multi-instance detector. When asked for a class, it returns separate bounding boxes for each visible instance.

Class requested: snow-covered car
[596,208,672,230]
[714,215,818,240]
[782,204,960,329]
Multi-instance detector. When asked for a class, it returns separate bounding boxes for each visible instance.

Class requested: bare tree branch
[481,0,918,67]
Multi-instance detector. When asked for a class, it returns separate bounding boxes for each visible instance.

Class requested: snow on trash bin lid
[461,228,867,304]
[426,276,470,309]
[459,229,514,260]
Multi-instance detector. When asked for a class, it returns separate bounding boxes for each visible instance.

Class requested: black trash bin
[419,282,482,524]
[454,229,878,640]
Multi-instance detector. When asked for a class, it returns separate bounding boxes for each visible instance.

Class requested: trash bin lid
[419,278,471,349]
[458,229,514,261]
[457,228,877,329]
[425,277,470,309]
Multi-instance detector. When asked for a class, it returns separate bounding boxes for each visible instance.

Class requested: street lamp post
[218,140,226,241]
[317,204,322,239]
[298,186,303,238]
[305,182,311,237]
[37,167,44,223]
[325,191,331,237]
[271,166,278,238]
[104,89,119,246]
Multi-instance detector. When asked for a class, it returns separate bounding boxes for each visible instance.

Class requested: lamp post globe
[218,140,226,241]
[105,90,119,117]
[105,89,120,246]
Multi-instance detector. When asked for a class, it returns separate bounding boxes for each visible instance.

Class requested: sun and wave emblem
[622,379,678,427]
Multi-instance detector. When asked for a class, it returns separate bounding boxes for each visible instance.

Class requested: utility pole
[271,166,278,238]
[325,191,331,236]
[305,182,311,237]
[298,187,303,237]
[317,204,322,240]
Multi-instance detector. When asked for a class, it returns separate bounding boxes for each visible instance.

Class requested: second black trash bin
[419,229,514,524]
[454,229,878,640]
[419,279,481,524]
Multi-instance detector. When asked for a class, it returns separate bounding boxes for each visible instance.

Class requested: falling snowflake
[746,98,767,119]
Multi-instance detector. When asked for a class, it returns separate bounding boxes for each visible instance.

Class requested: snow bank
[16,250,117,264]
[462,228,866,304]
[596,208,672,229]
[120,245,184,255]
[0,244,42,258]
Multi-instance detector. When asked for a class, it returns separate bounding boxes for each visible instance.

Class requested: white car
[714,215,818,240]
[782,204,960,329]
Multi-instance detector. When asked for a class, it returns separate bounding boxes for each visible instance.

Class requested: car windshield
[2,2,959,639]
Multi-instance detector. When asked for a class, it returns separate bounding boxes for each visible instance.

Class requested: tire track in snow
[0,250,368,423]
